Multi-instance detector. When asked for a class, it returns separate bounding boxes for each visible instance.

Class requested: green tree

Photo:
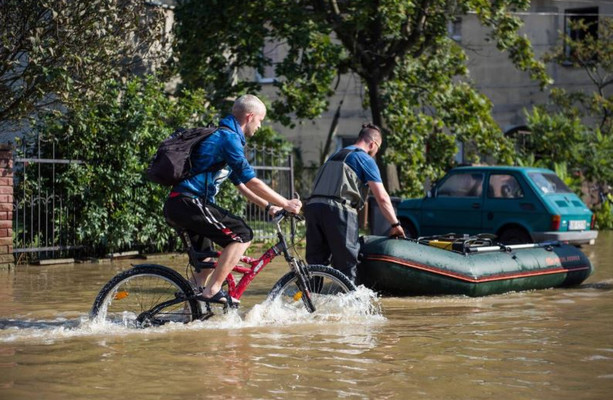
[546,17,613,134]
[173,0,550,195]
[0,0,167,129]
[521,18,613,195]
[520,17,613,228]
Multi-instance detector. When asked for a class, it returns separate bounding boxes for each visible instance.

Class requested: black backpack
[146,126,218,186]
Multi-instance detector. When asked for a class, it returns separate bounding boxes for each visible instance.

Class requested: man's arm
[236,183,282,215]
[221,133,300,214]
[244,178,302,214]
[368,181,405,237]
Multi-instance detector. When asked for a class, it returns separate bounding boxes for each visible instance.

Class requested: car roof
[451,166,554,174]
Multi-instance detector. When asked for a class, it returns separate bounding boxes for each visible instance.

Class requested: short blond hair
[232,94,266,117]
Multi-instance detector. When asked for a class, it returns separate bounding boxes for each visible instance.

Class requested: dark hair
[358,122,381,141]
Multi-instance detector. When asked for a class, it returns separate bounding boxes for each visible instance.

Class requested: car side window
[437,173,484,198]
[488,174,524,199]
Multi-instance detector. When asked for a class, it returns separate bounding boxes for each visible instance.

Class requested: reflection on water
[1,231,612,399]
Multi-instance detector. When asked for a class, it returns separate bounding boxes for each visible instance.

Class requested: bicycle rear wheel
[268,264,356,313]
[90,264,201,327]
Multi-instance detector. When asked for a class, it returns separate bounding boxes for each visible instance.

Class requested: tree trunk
[366,78,400,193]
[320,98,343,165]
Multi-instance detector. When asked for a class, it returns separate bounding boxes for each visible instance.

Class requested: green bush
[595,197,613,230]
[23,75,217,254]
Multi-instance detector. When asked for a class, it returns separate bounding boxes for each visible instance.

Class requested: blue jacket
[172,115,256,202]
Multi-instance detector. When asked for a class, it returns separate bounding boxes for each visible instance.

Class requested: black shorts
[188,233,214,252]
[164,195,253,248]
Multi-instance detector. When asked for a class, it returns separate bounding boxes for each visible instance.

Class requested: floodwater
[1,232,612,400]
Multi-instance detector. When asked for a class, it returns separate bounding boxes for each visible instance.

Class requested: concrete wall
[0,144,14,269]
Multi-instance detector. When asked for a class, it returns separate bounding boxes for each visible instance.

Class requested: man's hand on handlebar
[267,205,283,216]
[284,198,302,214]
[272,209,305,223]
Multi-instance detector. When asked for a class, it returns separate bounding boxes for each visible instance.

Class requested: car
[395,166,598,245]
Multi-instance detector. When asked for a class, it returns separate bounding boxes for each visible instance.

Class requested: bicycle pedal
[198,312,214,321]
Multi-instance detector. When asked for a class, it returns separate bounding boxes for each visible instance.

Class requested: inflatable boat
[357,234,593,297]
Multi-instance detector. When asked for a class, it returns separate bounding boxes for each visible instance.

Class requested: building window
[564,7,599,63]
[256,40,281,83]
[337,136,354,149]
[448,17,462,42]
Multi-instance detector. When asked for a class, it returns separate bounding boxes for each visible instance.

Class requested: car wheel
[497,227,531,245]
[399,218,417,239]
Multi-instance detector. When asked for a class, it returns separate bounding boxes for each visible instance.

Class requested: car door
[419,171,485,236]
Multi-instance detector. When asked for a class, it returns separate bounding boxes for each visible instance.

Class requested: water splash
[245,284,383,325]
[0,286,384,343]
[161,285,383,329]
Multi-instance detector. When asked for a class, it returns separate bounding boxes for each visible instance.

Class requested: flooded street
[1,232,612,399]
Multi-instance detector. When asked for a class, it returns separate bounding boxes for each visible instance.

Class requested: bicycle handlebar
[272,209,304,224]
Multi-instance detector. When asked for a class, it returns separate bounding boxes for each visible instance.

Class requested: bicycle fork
[289,258,316,313]
[276,220,316,313]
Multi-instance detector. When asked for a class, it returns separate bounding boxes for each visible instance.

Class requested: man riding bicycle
[164,94,302,304]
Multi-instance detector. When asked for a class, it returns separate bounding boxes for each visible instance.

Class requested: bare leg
[202,241,251,298]
[189,266,213,289]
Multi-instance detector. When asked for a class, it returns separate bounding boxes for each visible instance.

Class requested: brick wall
[0,144,14,269]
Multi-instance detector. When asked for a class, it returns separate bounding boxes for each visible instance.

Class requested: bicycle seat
[191,249,219,260]
[187,248,218,272]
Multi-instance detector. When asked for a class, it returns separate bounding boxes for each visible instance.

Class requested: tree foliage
[173,0,550,195]
[545,17,613,134]
[520,17,613,228]
[521,19,613,191]
[0,0,167,130]
[20,75,217,253]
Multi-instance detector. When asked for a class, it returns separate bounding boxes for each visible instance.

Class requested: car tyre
[497,227,531,245]
[399,218,417,239]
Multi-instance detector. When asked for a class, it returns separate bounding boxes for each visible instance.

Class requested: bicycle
[90,211,356,327]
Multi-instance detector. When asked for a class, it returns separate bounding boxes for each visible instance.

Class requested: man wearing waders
[304,123,405,283]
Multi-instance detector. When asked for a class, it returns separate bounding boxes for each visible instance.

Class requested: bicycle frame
[183,212,302,302]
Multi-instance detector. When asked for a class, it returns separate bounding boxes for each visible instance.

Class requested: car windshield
[528,172,573,194]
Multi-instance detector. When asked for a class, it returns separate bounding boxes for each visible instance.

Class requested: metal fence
[244,144,295,241]
[12,138,84,262]
[12,139,294,261]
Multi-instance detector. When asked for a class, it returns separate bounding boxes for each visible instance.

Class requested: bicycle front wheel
[90,264,201,327]
[268,264,356,312]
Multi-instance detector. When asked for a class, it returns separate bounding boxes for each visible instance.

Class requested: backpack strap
[329,148,357,162]
[185,128,227,177]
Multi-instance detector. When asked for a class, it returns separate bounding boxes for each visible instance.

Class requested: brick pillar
[0,144,14,269]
